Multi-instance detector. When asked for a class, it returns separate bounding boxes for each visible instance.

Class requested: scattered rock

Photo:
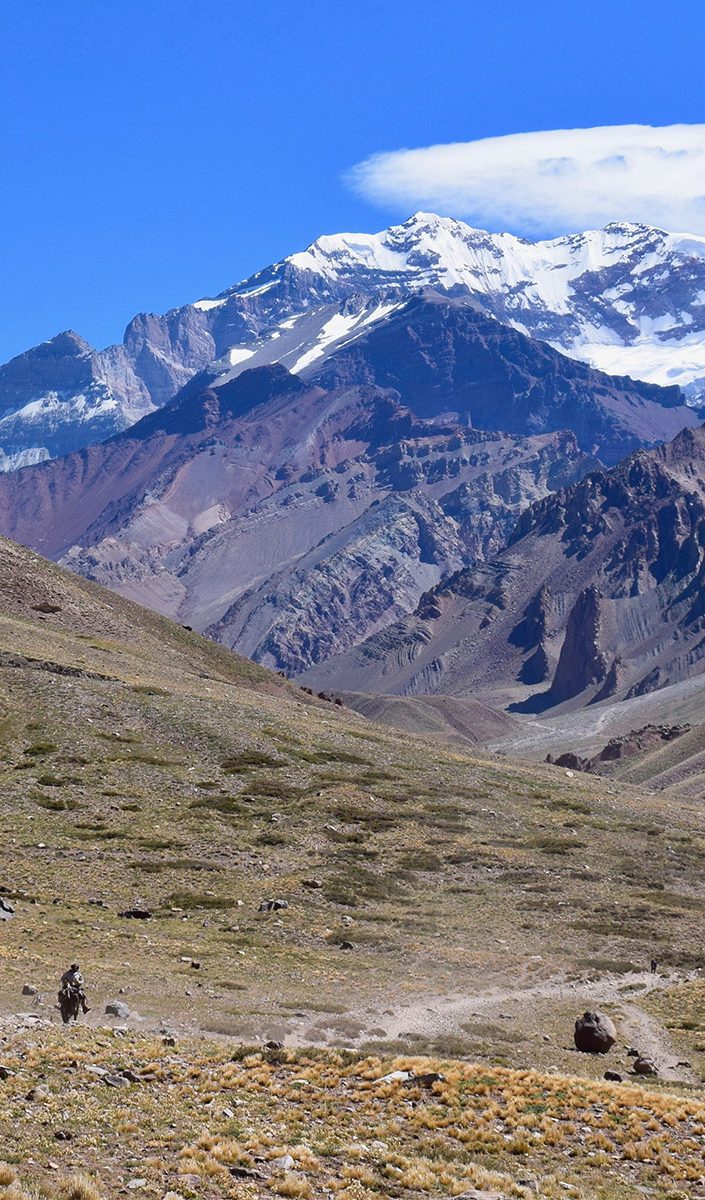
[190,960,201,970]
[228,1166,265,1181]
[301,879,323,889]
[409,1071,446,1087]
[259,899,289,912]
[574,1011,617,1054]
[0,1066,16,1079]
[105,1000,130,1019]
[103,1073,132,1088]
[125,1179,147,1190]
[338,940,354,951]
[626,1047,639,1057]
[270,1155,295,1170]
[264,1040,284,1050]
[26,1086,49,1100]
[0,897,15,921]
[118,907,152,919]
[21,984,38,996]
[376,1069,416,1084]
[633,1055,658,1076]
[162,1035,176,1047]
[604,1070,623,1082]
[53,1130,73,1141]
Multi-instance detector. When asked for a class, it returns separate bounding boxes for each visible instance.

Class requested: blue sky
[1,0,705,361]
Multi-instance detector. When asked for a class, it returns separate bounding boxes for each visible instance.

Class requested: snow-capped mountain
[201,213,705,397]
[2,212,705,468]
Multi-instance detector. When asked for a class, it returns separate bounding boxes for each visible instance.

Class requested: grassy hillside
[3,1029,705,1200]
[1,534,705,1198]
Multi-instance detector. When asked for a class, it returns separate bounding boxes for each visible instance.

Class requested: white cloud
[347,124,705,235]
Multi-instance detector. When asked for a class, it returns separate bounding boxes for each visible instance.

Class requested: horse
[58,983,81,1024]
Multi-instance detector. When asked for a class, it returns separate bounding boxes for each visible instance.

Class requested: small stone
[270,1155,295,1170]
[104,1073,132,1088]
[604,1070,622,1082]
[126,1179,147,1189]
[409,1071,445,1087]
[21,984,38,997]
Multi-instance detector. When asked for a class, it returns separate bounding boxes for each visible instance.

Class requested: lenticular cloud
[347,124,705,235]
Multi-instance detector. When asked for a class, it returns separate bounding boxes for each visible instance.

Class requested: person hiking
[60,963,90,1013]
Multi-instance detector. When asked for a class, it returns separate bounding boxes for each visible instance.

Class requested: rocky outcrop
[549,587,608,704]
[548,724,692,775]
[574,1011,617,1054]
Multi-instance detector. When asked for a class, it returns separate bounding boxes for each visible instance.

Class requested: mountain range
[0,291,696,676]
[3,212,705,469]
[304,424,705,716]
[2,211,705,762]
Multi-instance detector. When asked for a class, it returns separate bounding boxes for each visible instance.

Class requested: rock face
[304,424,705,713]
[309,295,691,467]
[574,1011,617,1054]
[549,587,608,703]
[1,212,704,469]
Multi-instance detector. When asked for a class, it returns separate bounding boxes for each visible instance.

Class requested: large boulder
[105,1000,130,1019]
[574,1011,617,1054]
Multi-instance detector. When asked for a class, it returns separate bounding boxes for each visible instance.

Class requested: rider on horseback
[60,962,90,1013]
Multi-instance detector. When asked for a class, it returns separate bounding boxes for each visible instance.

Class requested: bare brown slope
[0,530,278,693]
[0,366,312,558]
[335,690,517,747]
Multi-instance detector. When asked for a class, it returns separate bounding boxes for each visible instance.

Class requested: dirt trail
[3,969,699,1087]
[340,969,700,1084]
